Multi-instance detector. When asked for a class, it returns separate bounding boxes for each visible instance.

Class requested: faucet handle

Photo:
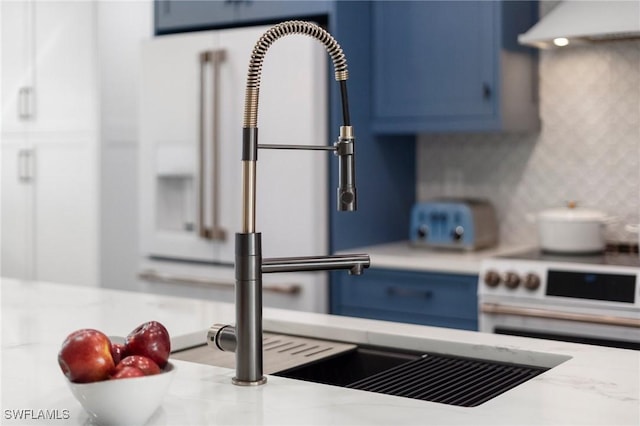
[336,126,357,212]
[207,324,236,352]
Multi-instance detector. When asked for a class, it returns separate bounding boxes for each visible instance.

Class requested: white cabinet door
[1,0,33,135]
[1,1,96,136]
[32,139,98,286]
[1,141,34,280]
[31,1,97,133]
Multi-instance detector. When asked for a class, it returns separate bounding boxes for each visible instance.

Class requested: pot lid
[539,202,607,222]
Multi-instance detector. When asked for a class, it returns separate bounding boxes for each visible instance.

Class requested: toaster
[409,198,498,250]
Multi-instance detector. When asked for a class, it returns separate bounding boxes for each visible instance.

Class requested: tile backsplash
[417,40,640,246]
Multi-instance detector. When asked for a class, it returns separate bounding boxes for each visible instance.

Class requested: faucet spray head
[336,125,357,212]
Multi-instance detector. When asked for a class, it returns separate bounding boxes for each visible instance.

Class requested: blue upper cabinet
[156,0,330,34]
[372,1,540,134]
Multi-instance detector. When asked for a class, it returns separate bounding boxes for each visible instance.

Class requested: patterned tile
[417,40,640,245]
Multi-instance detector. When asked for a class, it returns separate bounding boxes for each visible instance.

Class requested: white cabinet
[32,139,98,285]
[1,0,97,135]
[1,137,99,286]
[1,141,34,280]
[1,1,32,134]
[1,1,98,286]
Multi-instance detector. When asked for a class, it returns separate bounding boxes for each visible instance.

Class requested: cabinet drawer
[333,269,478,323]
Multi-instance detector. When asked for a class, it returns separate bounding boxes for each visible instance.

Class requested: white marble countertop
[1,278,638,425]
[343,241,534,274]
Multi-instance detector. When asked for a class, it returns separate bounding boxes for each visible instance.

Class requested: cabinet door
[155,0,239,33]
[1,142,34,280]
[236,1,330,24]
[373,1,495,130]
[31,1,97,133]
[1,1,97,135]
[32,140,98,286]
[154,1,330,35]
[1,0,32,135]
[331,269,478,330]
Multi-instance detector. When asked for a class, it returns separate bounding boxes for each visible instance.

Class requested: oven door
[480,302,640,350]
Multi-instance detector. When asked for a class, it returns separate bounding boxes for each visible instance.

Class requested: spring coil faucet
[208,21,370,386]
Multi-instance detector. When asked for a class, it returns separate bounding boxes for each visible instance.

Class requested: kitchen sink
[273,346,420,387]
[274,344,549,407]
[174,333,550,407]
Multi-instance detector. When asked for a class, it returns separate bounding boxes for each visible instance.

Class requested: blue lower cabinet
[331,268,478,331]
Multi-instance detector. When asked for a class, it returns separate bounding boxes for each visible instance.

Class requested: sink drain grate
[346,353,547,407]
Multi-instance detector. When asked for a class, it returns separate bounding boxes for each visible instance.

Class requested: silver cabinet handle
[17,149,34,182]
[387,286,433,299]
[18,87,32,120]
[198,49,227,241]
[481,303,640,328]
[138,269,302,295]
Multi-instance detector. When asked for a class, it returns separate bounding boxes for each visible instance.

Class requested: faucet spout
[212,21,368,387]
[262,254,370,274]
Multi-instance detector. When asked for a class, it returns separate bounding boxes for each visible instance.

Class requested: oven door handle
[138,269,301,295]
[481,303,640,328]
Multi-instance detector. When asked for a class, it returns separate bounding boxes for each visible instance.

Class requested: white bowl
[67,362,176,426]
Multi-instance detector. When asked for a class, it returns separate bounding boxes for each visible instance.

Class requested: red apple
[110,366,145,380]
[124,321,171,368]
[58,329,115,383]
[110,343,126,365]
[117,355,161,376]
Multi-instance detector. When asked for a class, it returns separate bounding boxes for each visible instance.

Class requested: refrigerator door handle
[198,50,227,241]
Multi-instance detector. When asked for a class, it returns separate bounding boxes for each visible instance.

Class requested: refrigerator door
[140,30,227,263]
[218,26,328,259]
[139,25,327,264]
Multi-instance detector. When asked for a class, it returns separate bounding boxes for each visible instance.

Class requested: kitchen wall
[417,26,639,246]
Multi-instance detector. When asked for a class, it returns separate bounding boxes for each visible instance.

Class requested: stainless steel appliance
[478,250,640,350]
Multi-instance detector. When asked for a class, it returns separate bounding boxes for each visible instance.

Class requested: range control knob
[524,273,541,291]
[504,272,521,289]
[483,270,501,287]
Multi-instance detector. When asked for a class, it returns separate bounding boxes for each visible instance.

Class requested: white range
[479,249,640,349]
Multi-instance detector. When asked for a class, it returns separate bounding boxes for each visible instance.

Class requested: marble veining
[1,278,638,425]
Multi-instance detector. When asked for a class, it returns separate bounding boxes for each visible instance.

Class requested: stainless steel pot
[535,203,612,254]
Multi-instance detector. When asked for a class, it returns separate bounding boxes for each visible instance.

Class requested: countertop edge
[337,241,535,274]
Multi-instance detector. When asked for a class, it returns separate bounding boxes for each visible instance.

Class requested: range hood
[519,0,640,49]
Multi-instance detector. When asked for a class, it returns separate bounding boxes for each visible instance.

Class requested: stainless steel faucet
[207,21,370,386]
